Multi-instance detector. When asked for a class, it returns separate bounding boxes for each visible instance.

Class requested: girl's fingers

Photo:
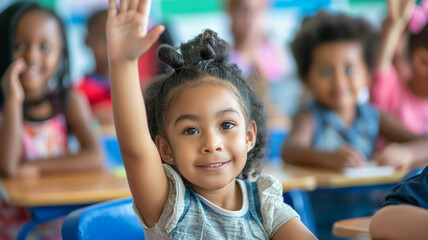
[129,0,138,11]
[120,0,129,13]
[139,24,164,52]
[108,0,118,17]
[137,0,150,15]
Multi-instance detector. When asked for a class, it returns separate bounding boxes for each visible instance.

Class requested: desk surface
[0,170,131,207]
[278,163,408,188]
[332,216,371,239]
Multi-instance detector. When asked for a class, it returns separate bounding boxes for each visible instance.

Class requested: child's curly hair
[291,11,378,81]
[144,29,267,179]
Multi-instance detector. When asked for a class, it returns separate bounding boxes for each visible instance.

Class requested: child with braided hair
[107,0,316,239]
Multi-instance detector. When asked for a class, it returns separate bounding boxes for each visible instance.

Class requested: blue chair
[62,198,144,240]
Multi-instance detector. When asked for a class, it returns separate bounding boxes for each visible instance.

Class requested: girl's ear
[245,120,257,152]
[155,135,175,165]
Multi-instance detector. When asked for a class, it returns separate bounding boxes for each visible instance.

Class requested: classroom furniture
[0,170,131,240]
[332,216,371,240]
[62,197,144,240]
[280,162,408,189]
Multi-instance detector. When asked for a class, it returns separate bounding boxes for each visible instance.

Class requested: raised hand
[107,0,164,63]
[1,58,26,103]
[387,0,415,23]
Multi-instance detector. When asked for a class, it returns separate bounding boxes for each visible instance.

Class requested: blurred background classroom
[0,0,389,120]
[0,1,408,240]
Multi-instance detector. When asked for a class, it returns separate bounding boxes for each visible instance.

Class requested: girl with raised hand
[107,0,316,239]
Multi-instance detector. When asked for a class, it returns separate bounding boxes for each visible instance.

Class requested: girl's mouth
[199,160,231,171]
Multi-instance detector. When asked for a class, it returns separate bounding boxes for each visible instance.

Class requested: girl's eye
[40,43,50,53]
[183,128,199,135]
[14,43,26,53]
[220,122,235,130]
[346,66,356,76]
[321,68,333,78]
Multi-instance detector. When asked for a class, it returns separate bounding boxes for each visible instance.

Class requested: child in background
[369,166,428,240]
[227,0,288,118]
[282,11,428,170]
[75,8,174,125]
[107,0,316,239]
[75,9,113,124]
[0,2,103,238]
[282,11,428,240]
[372,0,428,136]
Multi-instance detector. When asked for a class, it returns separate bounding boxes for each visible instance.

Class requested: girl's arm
[20,91,103,174]
[375,112,428,169]
[107,0,166,227]
[272,218,317,240]
[0,59,26,177]
[281,111,365,168]
[370,205,428,240]
[377,0,414,74]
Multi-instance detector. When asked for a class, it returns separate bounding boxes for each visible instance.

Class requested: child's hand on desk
[1,58,26,103]
[106,0,164,63]
[329,145,366,168]
[373,143,413,170]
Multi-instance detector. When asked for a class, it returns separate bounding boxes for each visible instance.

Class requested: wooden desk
[0,170,131,207]
[280,163,408,189]
[332,216,371,239]
[262,163,317,191]
[0,170,131,240]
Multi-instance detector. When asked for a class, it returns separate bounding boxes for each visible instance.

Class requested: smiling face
[13,10,62,100]
[157,77,256,193]
[306,41,369,111]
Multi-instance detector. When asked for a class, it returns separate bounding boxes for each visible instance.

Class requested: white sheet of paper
[343,162,395,179]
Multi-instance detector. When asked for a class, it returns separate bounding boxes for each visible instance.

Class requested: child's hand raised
[107,0,164,63]
[1,59,26,103]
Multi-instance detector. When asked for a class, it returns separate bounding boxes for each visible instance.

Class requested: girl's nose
[201,131,223,153]
[23,45,40,65]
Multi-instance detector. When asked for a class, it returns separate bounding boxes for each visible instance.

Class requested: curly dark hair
[290,11,378,81]
[144,29,267,179]
[409,22,428,54]
[0,2,71,119]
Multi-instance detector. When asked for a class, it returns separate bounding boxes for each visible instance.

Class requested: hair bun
[180,29,230,66]
[157,44,185,70]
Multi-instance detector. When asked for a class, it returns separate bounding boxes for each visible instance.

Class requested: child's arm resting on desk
[370,204,428,240]
[107,0,166,228]
[375,112,428,169]
[281,111,365,168]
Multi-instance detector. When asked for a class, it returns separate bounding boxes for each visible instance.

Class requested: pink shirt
[371,65,428,134]
[21,114,69,162]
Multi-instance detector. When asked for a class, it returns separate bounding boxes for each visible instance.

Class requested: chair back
[62,198,144,240]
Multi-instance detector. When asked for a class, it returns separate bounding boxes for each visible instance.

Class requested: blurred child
[0,2,103,238]
[372,0,428,135]
[75,9,113,124]
[106,0,316,239]
[282,10,428,240]
[227,0,288,118]
[282,11,428,170]
[369,166,428,240]
[75,8,174,125]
